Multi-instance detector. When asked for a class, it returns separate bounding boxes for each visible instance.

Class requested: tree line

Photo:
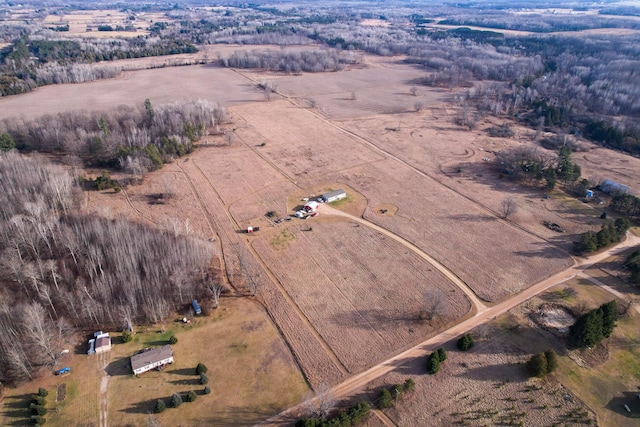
[221,49,360,73]
[1,99,225,180]
[0,151,216,385]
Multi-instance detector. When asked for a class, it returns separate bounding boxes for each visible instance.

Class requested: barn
[321,189,347,203]
[131,345,175,375]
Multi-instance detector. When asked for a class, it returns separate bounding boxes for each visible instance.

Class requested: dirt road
[319,204,488,314]
[259,231,640,425]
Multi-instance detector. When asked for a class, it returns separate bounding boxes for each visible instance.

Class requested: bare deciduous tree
[501,197,518,219]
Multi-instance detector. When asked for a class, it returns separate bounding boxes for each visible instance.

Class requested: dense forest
[0,151,216,385]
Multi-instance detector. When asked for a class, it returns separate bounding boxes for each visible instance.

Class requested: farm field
[252,220,472,372]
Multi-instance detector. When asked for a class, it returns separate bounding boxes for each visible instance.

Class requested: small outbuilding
[131,345,175,375]
[320,189,347,203]
[95,333,111,354]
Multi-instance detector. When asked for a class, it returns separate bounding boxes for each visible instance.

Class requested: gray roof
[130,345,174,371]
[322,189,346,198]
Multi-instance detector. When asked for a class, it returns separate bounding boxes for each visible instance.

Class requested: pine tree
[570,308,604,348]
[600,300,617,338]
[170,392,182,408]
[526,353,548,377]
[544,349,558,373]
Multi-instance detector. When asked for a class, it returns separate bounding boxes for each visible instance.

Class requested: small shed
[321,189,347,203]
[130,345,175,375]
[585,189,594,198]
[95,334,111,354]
[192,299,202,315]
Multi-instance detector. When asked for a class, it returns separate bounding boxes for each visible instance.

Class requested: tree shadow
[456,362,527,383]
[120,397,160,414]
[513,240,573,259]
[105,357,131,376]
[168,378,200,386]
[331,308,421,331]
[166,368,195,376]
[189,404,290,426]
[1,393,33,426]
[605,391,640,418]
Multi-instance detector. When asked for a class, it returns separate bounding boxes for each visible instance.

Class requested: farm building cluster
[296,189,346,218]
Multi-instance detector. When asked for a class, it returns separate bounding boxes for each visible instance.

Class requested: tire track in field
[175,159,232,290]
[121,189,158,225]
[177,156,349,384]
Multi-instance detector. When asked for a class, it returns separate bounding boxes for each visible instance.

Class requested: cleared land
[2,47,640,426]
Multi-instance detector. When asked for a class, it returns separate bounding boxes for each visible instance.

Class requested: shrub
[154,399,166,413]
[121,330,133,343]
[427,352,440,374]
[390,384,403,400]
[526,353,548,377]
[437,347,447,362]
[544,349,558,373]
[199,373,208,385]
[37,388,48,398]
[30,403,46,416]
[457,334,474,351]
[30,396,45,406]
[169,335,178,345]
[377,388,393,409]
[203,386,211,395]
[186,390,197,402]
[170,392,182,408]
[30,415,46,425]
[195,363,208,375]
[403,378,415,392]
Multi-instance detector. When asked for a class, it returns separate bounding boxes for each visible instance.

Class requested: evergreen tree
[437,347,447,362]
[170,392,183,408]
[600,300,617,338]
[457,334,474,351]
[526,353,548,377]
[377,388,393,409]
[154,399,166,413]
[570,308,604,348]
[427,351,440,374]
[544,349,558,373]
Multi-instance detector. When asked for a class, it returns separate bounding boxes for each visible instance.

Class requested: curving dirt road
[318,203,488,314]
[259,231,640,426]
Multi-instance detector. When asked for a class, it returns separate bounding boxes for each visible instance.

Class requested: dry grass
[105,298,307,427]
[0,299,307,427]
[365,322,596,427]
[253,220,472,372]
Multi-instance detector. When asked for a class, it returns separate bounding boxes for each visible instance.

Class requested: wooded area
[0,151,216,385]
[1,99,225,179]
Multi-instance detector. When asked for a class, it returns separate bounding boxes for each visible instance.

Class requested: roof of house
[322,189,346,198]
[95,336,111,349]
[131,345,174,371]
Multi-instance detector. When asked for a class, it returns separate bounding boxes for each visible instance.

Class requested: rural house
[321,189,347,203]
[130,345,175,375]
